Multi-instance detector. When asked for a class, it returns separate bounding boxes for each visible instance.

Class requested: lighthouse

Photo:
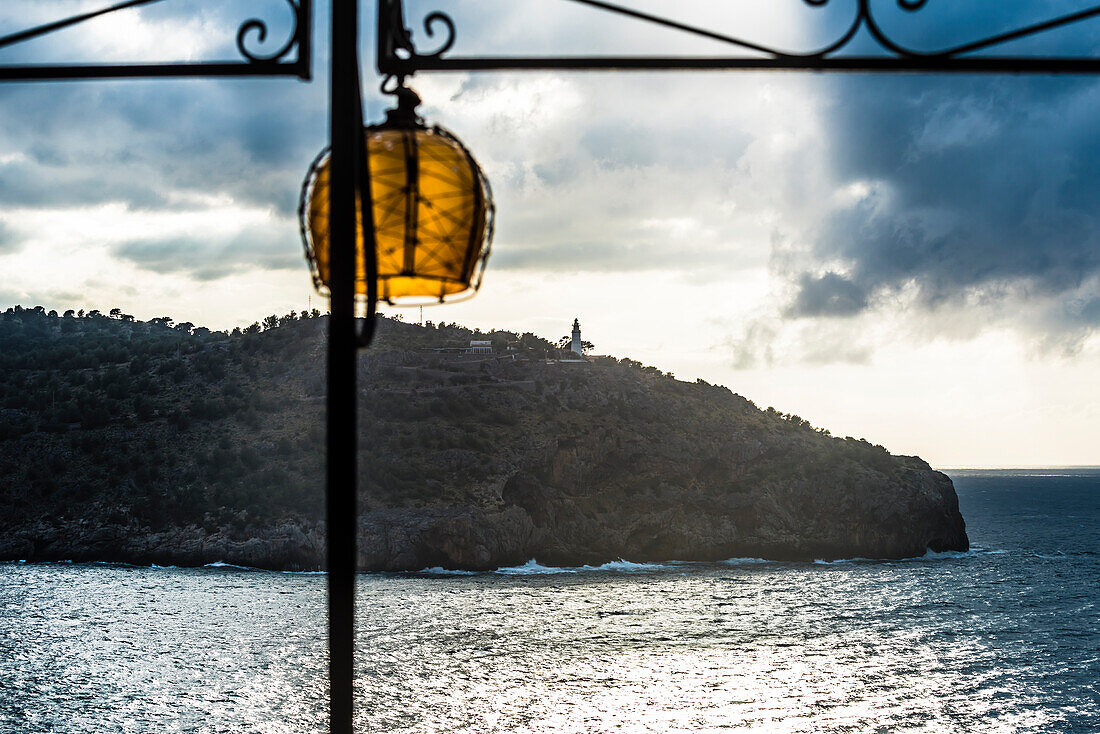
[570,318,583,355]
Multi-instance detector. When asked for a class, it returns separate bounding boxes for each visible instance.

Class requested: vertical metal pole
[328,0,358,733]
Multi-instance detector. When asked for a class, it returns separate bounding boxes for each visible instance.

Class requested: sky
[0,0,1098,467]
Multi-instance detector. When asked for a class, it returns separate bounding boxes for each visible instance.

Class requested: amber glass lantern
[300,89,494,304]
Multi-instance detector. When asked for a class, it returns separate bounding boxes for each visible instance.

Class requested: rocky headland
[0,307,967,570]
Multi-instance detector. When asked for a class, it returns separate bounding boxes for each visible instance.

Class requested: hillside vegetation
[0,306,967,570]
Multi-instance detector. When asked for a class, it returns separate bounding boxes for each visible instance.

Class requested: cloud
[415,69,823,283]
[726,313,872,369]
[0,1,325,307]
[732,68,1100,365]
[812,75,1100,315]
[0,221,22,254]
[728,317,778,370]
[0,1,816,310]
[0,1,299,65]
[114,227,302,281]
[2,0,1100,368]
[0,0,328,221]
[786,272,868,318]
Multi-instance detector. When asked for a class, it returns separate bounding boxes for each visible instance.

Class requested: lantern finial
[383,84,423,127]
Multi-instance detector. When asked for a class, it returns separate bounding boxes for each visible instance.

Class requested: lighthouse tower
[570,318,583,355]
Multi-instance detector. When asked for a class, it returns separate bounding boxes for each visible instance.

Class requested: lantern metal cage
[298,99,495,308]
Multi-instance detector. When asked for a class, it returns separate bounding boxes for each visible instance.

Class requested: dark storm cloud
[1079,298,1100,326]
[738,2,1100,341]
[788,72,1100,332]
[786,272,867,318]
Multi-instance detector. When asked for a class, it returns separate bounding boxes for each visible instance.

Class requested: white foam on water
[418,567,479,576]
[810,548,1006,565]
[585,559,667,572]
[494,560,578,575]
[918,547,1010,560]
[919,549,977,561]
[1031,552,1067,560]
[493,559,669,575]
[813,557,875,565]
[200,561,325,574]
[203,561,255,571]
[150,564,178,570]
[963,547,1008,556]
[721,557,771,566]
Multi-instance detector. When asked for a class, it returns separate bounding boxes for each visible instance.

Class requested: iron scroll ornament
[378,0,1100,75]
[236,0,311,65]
[376,0,455,71]
[0,0,311,81]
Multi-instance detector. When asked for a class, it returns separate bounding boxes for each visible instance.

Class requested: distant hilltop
[0,306,967,570]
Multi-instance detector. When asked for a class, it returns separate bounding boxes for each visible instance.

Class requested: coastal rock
[0,313,968,571]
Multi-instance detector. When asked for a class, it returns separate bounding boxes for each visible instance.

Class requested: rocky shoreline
[3,463,967,572]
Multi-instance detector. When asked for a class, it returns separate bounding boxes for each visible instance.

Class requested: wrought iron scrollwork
[377,0,1100,75]
[418,12,458,58]
[377,0,455,75]
[236,0,307,64]
[568,0,1100,61]
[0,0,312,81]
[844,0,1100,59]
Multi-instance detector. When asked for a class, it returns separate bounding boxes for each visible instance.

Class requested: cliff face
[417,464,964,569]
[354,368,968,570]
[0,309,967,570]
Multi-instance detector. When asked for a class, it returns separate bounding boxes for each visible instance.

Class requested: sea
[1,468,1097,733]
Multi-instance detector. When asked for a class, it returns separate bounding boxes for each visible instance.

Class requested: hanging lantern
[300,87,494,304]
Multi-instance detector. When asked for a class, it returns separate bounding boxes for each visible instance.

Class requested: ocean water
[1,469,1097,733]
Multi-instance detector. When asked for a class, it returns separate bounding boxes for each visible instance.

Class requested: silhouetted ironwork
[378,0,1100,75]
[327,2,362,732]
[0,0,311,81]
[7,4,1100,734]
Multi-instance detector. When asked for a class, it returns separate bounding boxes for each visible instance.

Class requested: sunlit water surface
[2,470,1098,732]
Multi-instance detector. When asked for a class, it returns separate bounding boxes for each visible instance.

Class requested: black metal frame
[0,0,312,81]
[6,2,1100,734]
[379,0,1100,75]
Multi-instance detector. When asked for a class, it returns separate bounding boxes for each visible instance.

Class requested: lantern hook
[379,74,424,128]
